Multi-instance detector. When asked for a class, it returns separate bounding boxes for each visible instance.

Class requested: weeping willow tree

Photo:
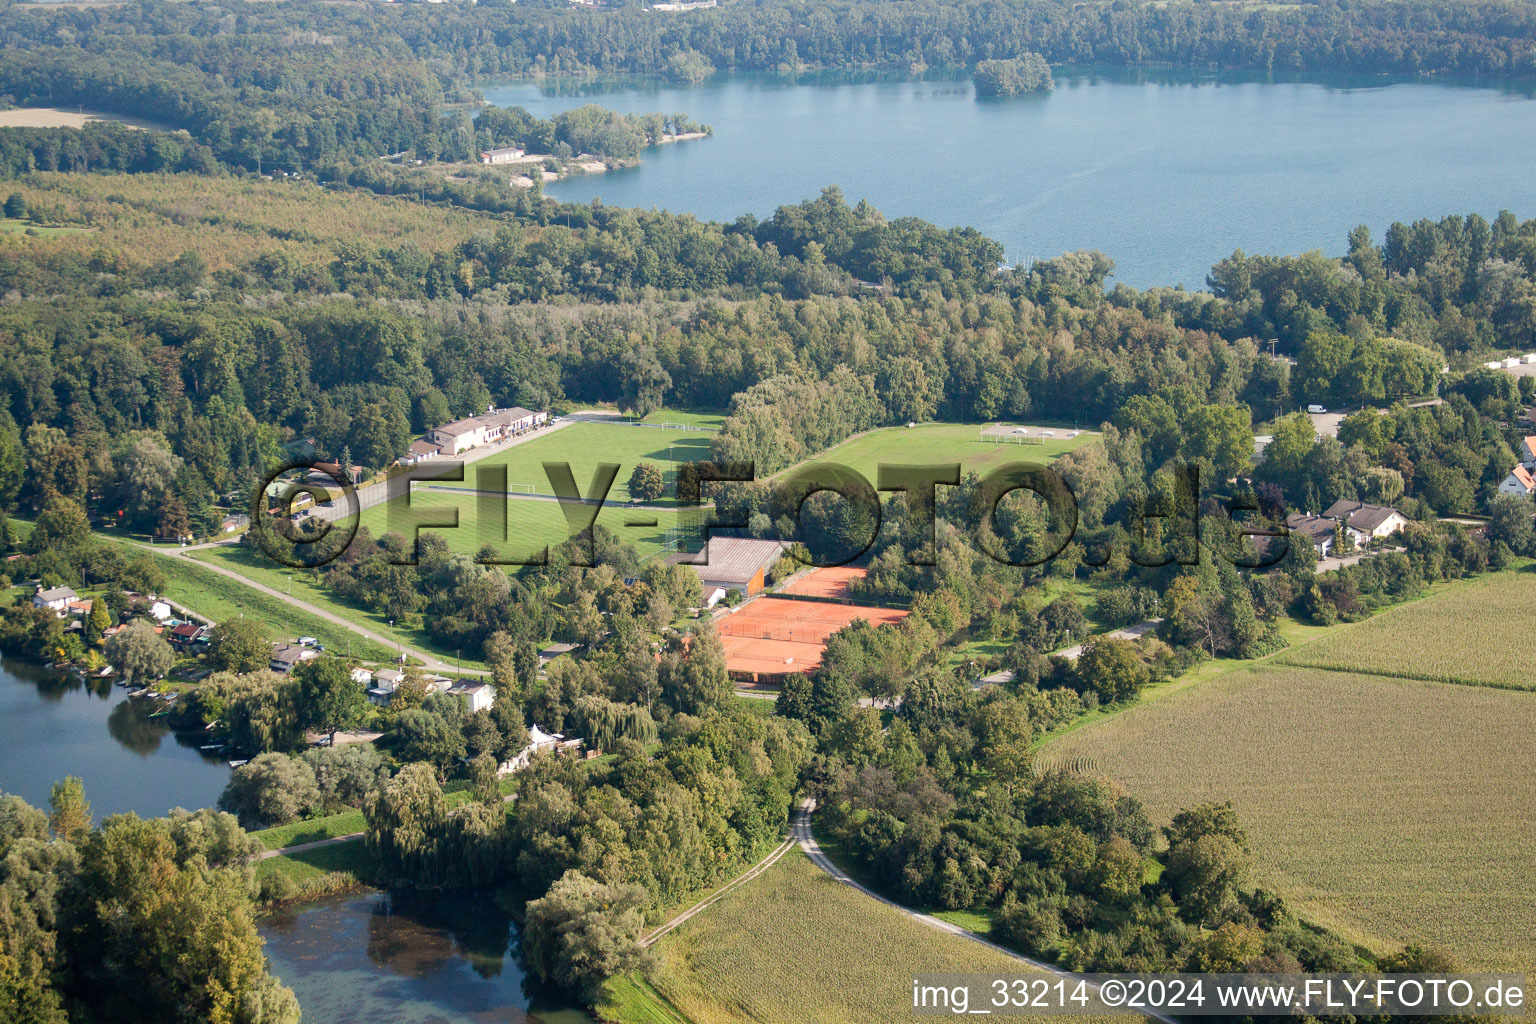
[571,694,656,752]
[364,763,511,888]
[177,670,305,756]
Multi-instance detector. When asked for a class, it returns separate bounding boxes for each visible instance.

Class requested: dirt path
[641,834,797,946]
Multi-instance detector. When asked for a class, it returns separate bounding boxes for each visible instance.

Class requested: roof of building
[408,439,443,456]
[375,667,404,684]
[481,146,525,157]
[1284,513,1338,543]
[505,406,536,421]
[449,680,492,695]
[434,408,517,436]
[1510,465,1536,491]
[1523,435,1536,454]
[170,622,204,638]
[668,537,788,584]
[36,586,77,602]
[270,643,316,665]
[1322,499,1404,533]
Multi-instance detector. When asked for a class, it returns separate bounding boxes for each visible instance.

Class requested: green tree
[296,657,366,745]
[26,498,91,555]
[627,462,665,502]
[1073,636,1149,704]
[4,193,26,220]
[217,753,321,829]
[47,776,91,844]
[522,870,650,1002]
[208,618,269,674]
[85,600,111,646]
[391,709,466,780]
[618,346,671,419]
[104,619,174,687]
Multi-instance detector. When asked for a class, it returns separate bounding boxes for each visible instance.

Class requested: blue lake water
[0,658,229,817]
[259,890,596,1024]
[482,69,1536,289]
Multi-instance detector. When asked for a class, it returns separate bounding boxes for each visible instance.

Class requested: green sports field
[771,423,1098,483]
[455,420,717,505]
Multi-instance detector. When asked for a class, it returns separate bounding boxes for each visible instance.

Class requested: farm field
[1274,568,1536,690]
[646,849,1135,1024]
[771,422,1097,484]
[0,106,165,129]
[1043,665,1536,972]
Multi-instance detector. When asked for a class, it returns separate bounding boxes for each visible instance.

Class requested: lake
[259,890,596,1024]
[482,69,1536,289]
[0,658,230,818]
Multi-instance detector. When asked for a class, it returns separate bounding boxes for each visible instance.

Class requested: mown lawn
[355,485,687,562]
[1042,664,1536,973]
[185,543,481,668]
[770,422,1097,483]
[449,420,717,506]
[646,849,1135,1024]
[94,533,397,662]
[1274,567,1536,690]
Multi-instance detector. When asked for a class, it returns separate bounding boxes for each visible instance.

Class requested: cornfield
[1277,571,1536,690]
[1044,665,1536,973]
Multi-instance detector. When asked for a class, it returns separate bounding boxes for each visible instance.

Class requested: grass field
[771,423,1097,483]
[643,849,1134,1024]
[452,420,718,505]
[1274,568,1536,690]
[0,218,91,237]
[186,543,488,667]
[1043,665,1536,972]
[89,532,398,663]
[357,484,688,563]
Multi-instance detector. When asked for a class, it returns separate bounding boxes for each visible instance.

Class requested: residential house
[269,643,320,674]
[168,622,210,648]
[148,600,174,622]
[1283,513,1340,557]
[1499,465,1536,497]
[1520,436,1536,469]
[668,536,788,597]
[33,586,78,615]
[219,514,250,534]
[64,598,93,618]
[1322,500,1409,541]
[350,667,373,687]
[366,667,452,705]
[447,679,496,714]
[401,439,444,466]
[480,147,526,165]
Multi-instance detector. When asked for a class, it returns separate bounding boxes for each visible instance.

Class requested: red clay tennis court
[717,596,907,678]
[778,566,867,600]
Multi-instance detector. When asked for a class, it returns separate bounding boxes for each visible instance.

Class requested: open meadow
[643,849,1136,1024]
[1274,568,1536,690]
[771,423,1097,483]
[1042,665,1536,972]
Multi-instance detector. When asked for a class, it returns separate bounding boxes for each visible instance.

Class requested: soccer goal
[507,482,535,495]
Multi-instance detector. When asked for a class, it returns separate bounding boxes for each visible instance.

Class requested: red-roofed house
[1520,436,1536,469]
[1500,464,1536,497]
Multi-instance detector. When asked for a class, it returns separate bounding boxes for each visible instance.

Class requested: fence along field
[1043,665,1536,973]
[1274,569,1536,690]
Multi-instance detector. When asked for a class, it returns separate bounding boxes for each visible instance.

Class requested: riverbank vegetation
[0,782,300,1024]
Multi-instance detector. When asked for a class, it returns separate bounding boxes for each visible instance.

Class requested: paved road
[792,799,1179,1024]
[1053,617,1164,661]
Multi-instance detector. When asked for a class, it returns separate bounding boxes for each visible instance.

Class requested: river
[0,658,230,817]
[481,68,1536,289]
[258,890,597,1024]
